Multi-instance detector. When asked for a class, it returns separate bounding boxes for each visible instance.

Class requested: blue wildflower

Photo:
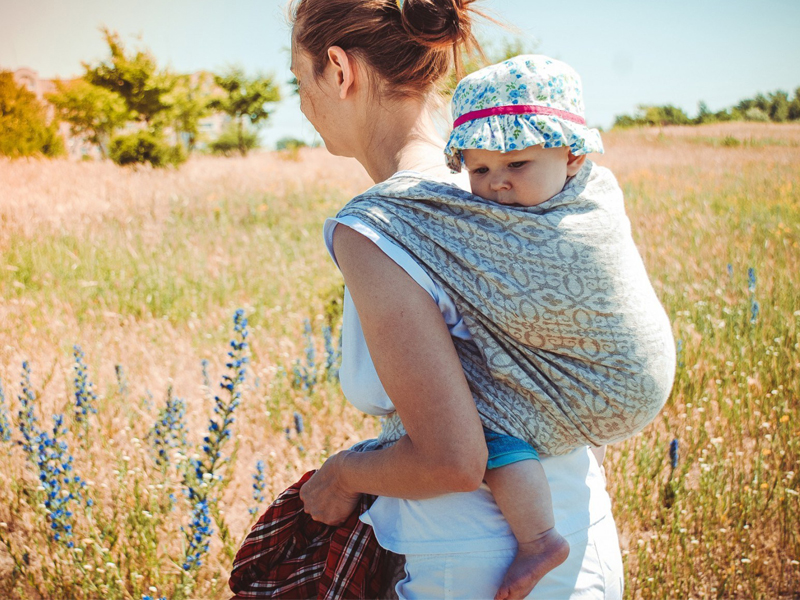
[182,309,249,570]
[323,325,342,382]
[29,413,88,546]
[73,346,98,426]
[201,358,211,400]
[182,498,212,571]
[669,439,679,470]
[294,412,304,435]
[249,459,266,515]
[114,364,128,397]
[292,319,317,392]
[750,300,760,325]
[17,362,40,456]
[747,268,759,325]
[727,263,733,278]
[150,386,187,468]
[193,309,248,483]
[676,339,684,369]
[0,378,12,443]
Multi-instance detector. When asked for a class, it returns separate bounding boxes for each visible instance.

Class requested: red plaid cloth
[229,470,390,599]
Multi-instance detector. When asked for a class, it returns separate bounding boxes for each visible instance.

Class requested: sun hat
[444,54,604,172]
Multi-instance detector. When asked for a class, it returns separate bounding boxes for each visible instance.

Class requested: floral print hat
[444,54,604,172]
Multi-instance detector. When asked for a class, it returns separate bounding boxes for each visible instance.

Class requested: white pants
[395,515,624,600]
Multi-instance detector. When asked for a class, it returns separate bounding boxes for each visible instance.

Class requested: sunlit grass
[0,123,798,599]
[598,124,800,598]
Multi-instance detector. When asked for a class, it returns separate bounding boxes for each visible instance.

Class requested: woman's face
[290,40,350,155]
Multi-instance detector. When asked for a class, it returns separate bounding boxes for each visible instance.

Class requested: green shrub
[743,107,770,123]
[275,137,307,151]
[0,71,66,158]
[721,136,741,147]
[209,123,259,156]
[108,130,185,167]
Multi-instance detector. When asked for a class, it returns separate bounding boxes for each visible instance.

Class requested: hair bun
[400,0,472,49]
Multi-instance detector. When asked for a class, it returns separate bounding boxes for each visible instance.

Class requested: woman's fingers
[299,452,361,525]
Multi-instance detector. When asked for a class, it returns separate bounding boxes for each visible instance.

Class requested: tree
[767,90,789,122]
[0,71,65,158]
[84,28,188,166]
[612,113,638,128]
[276,137,307,151]
[209,123,259,156]
[694,101,715,125]
[164,73,212,152]
[84,28,174,126]
[788,87,800,121]
[47,78,129,158]
[208,67,280,156]
[612,104,691,128]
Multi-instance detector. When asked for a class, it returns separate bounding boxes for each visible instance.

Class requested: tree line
[613,88,800,128]
[0,28,280,165]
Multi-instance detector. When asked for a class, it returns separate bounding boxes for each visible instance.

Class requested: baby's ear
[566,152,587,176]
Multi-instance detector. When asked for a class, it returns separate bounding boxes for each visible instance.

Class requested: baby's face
[462,145,586,207]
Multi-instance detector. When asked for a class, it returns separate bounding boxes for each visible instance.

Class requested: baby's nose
[490,176,511,191]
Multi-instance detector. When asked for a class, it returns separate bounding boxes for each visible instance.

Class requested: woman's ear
[566,152,588,176]
[326,46,356,100]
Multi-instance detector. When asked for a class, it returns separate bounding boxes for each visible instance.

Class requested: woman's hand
[299,450,362,525]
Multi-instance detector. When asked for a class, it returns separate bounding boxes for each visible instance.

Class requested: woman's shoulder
[323,214,438,299]
[338,170,473,218]
[324,214,470,339]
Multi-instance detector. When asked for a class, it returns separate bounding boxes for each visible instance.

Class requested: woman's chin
[319,140,345,157]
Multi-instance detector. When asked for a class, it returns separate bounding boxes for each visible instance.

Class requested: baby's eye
[471,167,489,175]
[508,161,528,169]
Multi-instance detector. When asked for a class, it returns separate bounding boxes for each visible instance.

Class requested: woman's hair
[290,0,481,97]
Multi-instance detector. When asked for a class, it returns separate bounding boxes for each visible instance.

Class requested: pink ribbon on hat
[453,104,586,129]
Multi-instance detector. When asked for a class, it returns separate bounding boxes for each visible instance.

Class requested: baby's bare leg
[485,460,569,600]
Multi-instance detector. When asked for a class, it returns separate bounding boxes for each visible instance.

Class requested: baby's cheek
[468,175,480,195]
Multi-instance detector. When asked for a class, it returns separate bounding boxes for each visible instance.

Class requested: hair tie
[396,0,404,10]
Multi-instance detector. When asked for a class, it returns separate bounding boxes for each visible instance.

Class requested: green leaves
[84,28,174,126]
[0,72,65,158]
[47,79,129,158]
[207,66,281,157]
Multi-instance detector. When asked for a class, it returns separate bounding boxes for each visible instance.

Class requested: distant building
[13,67,58,99]
[12,67,229,160]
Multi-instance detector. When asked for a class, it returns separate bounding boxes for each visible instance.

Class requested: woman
[289,0,624,597]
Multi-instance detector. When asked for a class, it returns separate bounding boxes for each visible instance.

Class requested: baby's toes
[494,584,511,600]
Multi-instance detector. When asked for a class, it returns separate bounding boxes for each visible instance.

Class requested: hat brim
[444,113,604,173]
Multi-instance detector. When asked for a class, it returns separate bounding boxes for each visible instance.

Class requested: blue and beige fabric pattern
[338,164,675,455]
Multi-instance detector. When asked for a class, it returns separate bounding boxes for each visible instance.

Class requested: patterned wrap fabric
[340,162,676,455]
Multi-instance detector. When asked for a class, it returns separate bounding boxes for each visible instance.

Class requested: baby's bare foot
[494,528,569,600]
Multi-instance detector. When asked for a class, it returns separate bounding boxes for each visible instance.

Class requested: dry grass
[0,149,372,240]
[0,123,798,599]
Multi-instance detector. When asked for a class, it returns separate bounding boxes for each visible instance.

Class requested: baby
[443,55,672,599]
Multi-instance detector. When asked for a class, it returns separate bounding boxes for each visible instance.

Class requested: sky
[2,0,800,148]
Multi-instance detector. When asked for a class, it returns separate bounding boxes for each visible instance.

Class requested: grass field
[0,122,798,599]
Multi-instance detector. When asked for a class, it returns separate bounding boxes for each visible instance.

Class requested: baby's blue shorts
[484,427,539,470]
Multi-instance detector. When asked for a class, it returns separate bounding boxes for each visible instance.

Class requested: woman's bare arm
[299,225,488,523]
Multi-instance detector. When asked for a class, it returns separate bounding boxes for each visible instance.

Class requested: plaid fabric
[229,470,390,599]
